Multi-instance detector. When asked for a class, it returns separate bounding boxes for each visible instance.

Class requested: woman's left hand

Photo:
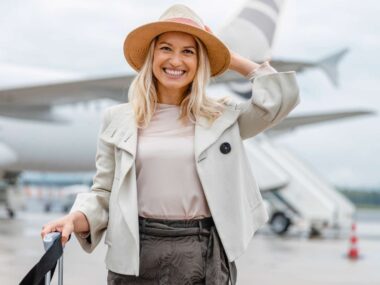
[204,25,213,34]
[205,24,260,77]
[227,50,261,77]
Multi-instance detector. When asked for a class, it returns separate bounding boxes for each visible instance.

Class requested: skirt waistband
[138,216,214,230]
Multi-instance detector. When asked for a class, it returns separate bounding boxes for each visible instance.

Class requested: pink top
[136,103,212,220]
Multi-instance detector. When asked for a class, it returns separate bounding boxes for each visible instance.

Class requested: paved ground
[0,209,379,285]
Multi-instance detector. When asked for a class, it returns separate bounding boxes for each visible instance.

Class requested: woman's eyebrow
[158,41,196,49]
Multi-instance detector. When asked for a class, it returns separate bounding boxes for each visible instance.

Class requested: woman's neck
[156,85,188,105]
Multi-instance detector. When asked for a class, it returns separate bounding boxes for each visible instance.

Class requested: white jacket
[70,64,300,275]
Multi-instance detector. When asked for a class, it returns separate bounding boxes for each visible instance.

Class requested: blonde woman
[41,4,300,284]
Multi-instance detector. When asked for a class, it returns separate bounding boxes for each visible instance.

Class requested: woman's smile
[162,68,187,79]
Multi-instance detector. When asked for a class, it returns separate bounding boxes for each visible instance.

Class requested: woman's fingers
[204,25,213,34]
[41,218,74,246]
[41,220,62,238]
[61,224,74,246]
[41,223,56,239]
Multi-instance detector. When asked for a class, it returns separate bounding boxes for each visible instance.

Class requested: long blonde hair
[128,33,231,129]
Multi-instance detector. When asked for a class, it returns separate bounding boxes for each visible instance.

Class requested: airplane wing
[266,110,376,136]
[0,70,244,122]
[0,74,136,107]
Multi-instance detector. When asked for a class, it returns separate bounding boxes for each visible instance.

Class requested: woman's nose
[168,53,183,66]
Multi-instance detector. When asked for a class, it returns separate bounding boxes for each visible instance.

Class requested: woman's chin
[159,80,189,90]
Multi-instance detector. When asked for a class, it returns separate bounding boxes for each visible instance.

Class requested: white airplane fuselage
[0,100,115,172]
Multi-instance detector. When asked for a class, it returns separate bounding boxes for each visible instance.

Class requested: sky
[1,0,379,189]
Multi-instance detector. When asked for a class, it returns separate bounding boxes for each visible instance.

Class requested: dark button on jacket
[220,142,231,154]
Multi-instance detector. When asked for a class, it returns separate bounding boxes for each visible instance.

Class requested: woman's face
[152,31,198,95]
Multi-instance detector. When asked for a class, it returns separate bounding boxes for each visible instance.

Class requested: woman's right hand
[41,213,76,246]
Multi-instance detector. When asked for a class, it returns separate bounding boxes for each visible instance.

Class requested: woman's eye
[183,49,195,54]
[160,46,171,51]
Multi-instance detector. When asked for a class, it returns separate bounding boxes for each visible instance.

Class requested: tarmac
[1,206,380,285]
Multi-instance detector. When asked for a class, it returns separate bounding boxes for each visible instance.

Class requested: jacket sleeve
[69,107,114,253]
[237,61,300,140]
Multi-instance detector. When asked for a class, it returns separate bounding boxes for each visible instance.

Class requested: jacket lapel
[101,104,137,159]
[194,106,240,161]
[101,103,241,162]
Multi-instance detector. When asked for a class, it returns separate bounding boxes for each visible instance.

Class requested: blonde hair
[128,33,232,129]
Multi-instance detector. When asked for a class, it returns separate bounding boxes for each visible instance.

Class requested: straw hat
[123,4,231,77]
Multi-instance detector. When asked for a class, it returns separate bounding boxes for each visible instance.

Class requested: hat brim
[123,21,231,77]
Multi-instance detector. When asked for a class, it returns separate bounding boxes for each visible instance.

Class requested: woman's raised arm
[228,51,300,140]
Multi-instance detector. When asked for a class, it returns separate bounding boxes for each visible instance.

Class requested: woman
[41,4,300,284]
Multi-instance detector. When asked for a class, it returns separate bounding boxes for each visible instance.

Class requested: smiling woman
[40,3,300,285]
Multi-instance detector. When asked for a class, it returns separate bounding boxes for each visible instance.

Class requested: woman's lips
[163,68,186,79]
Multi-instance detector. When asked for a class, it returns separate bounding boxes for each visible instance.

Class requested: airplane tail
[318,48,349,87]
[218,0,286,62]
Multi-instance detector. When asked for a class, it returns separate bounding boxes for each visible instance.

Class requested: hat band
[164,17,205,30]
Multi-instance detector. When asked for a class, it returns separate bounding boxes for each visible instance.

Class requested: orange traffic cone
[347,222,359,260]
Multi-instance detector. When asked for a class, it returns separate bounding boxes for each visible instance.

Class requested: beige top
[136,103,212,220]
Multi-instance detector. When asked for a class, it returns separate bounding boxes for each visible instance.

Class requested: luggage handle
[19,232,70,285]
[43,232,64,285]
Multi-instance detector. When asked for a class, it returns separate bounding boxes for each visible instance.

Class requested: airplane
[0,0,374,236]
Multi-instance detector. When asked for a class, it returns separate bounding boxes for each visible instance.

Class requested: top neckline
[157,103,180,107]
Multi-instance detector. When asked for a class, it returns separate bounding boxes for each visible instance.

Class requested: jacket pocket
[104,190,117,246]
[104,228,112,246]
[104,209,114,246]
[245,180,263,212]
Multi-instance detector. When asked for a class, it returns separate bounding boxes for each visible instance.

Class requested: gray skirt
[107,216,237,285]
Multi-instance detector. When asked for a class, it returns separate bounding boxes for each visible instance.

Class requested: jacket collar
[101,103,240,161]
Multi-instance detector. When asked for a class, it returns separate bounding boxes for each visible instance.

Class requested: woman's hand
[204,25,213,34]
[41,211,89,246]
[228,50,261,77]
[204,24,261,77]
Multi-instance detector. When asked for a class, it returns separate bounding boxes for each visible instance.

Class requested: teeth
[164,68,185,76]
